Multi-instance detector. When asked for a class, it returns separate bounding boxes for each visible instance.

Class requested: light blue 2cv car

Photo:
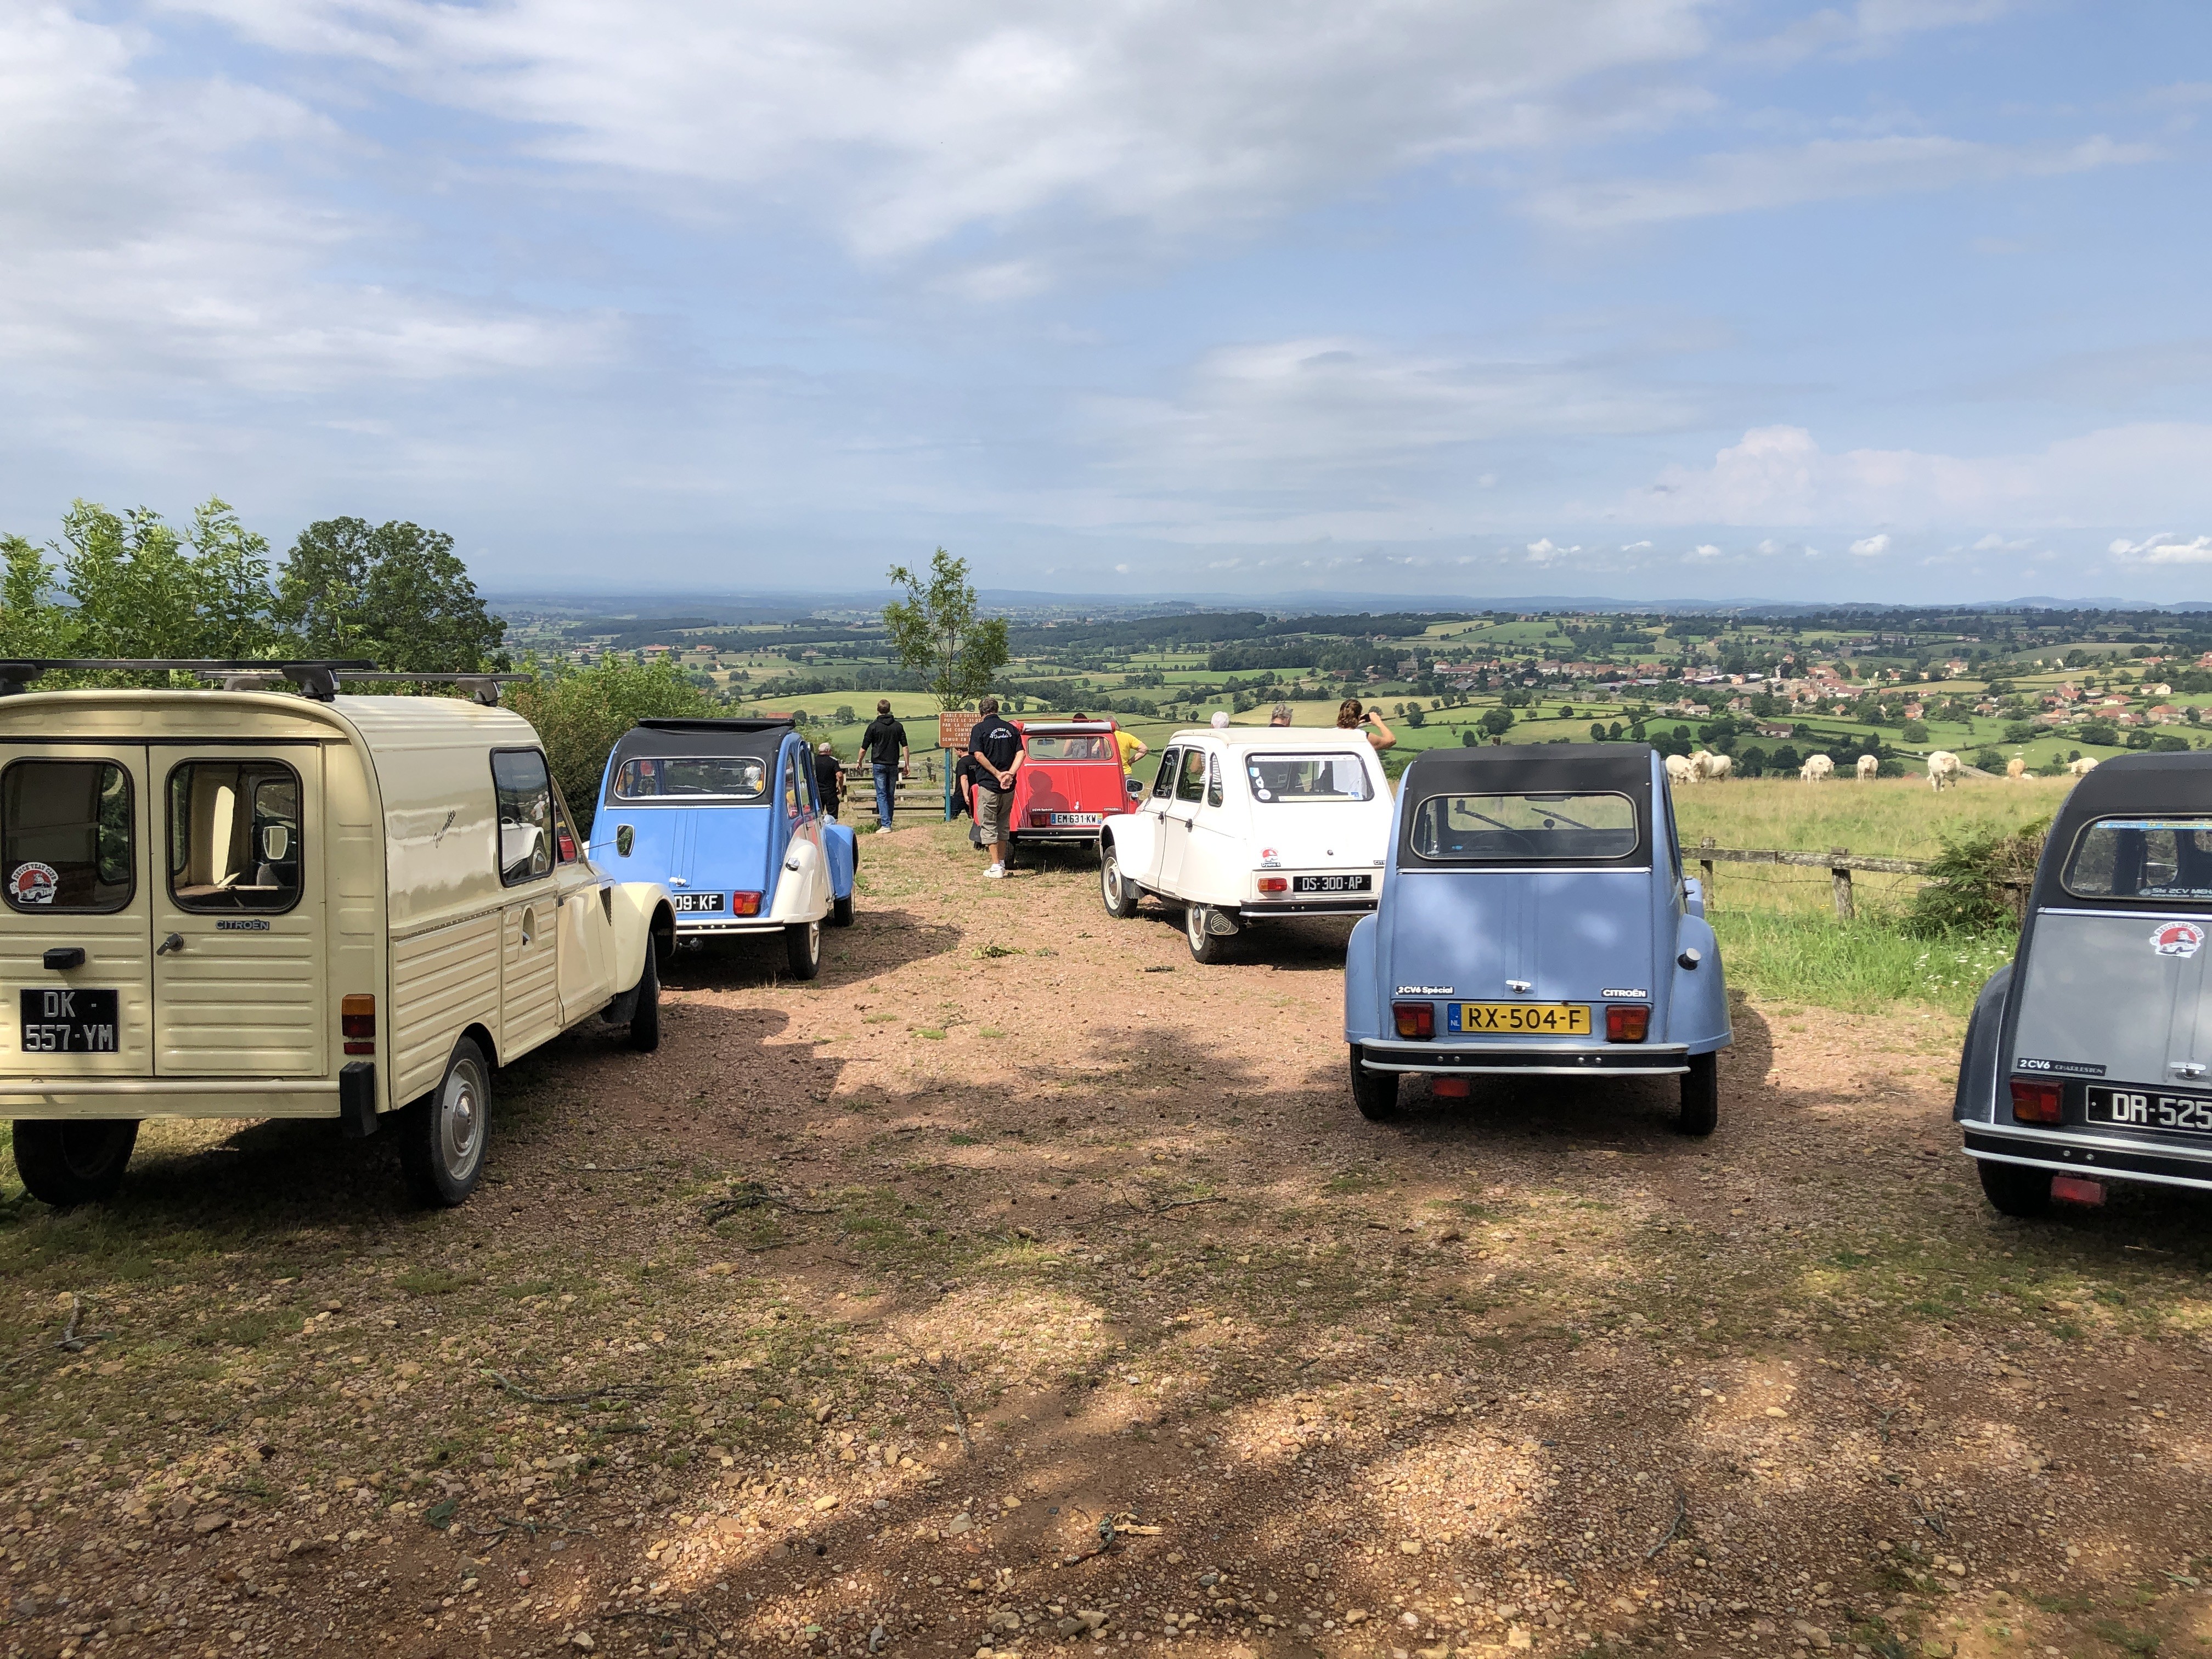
[596,718,856,980]
[1344,744,1730,1132]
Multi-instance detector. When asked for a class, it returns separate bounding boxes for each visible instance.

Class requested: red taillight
[731,891,763,917]
[1392,1001,1435,1040]
[1030,811,1051,827]
[2010,1079,2063,1124]
[1257,877,1289,894]
[1604,1003,1650,1043]
[342,993,376,1056]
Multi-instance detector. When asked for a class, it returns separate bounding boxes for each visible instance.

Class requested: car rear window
[1025,735,1112,760]
[615,757,768,800]
[2062,816,2212,902]
[1246,753,1374,803]
[1409,791,1639,861]
[167,760,303,913]
[4,760,133,912]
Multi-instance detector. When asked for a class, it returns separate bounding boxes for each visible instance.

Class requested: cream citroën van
[0,661,674,1209]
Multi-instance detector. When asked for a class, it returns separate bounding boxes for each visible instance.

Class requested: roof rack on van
[0,659,527,705]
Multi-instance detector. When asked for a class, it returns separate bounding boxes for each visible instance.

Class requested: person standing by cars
[814,739,845,821]
[1110,720,1149,804]
[860,700,910,834]
[968,695,1026,879]
[1269,703,1295,726]
[1338,697,1397,751]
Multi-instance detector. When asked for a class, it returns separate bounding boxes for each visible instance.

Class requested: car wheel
[10,1118,138,1207]
[830,893,855,927]
[1348,1046,1400,1121]
[1099,844,1142,919]
[627,947,661,1053]
[1186,903,1229,964]
[398,1038,490,1207]
[785,919,822,980]
[1677,1052,1719,1136]
[1977,1159,2052,1218]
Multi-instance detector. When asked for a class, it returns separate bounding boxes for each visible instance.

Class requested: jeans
[872,764,898,828]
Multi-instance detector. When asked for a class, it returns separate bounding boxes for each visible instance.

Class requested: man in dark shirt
[966,696,1026,878]
[859,700,910,833]
[812,740,845,821]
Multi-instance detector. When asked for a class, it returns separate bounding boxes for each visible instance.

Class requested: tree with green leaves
[882,549,1007,711]
[501,656,710,834]
[276,517,507,672]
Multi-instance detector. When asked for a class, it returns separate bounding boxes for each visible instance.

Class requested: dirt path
[3,822,2209,1659]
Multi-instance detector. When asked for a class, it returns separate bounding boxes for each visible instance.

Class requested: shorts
[974,785,1014,842]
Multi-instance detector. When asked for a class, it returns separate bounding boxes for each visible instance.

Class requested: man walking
[966,695,1026,879]
[860,700,910,834]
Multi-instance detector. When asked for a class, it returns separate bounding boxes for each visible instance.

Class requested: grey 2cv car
[1956,751,2212,1215]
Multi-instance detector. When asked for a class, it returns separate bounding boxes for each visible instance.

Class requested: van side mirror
[262,823,291,861]
[616,824,635,858]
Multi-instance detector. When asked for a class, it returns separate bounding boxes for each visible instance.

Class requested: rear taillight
[731,891,763,917]
[2010,1079,2063,1124]
[341,994,376,1056]
[1257,877,1289,894]
[1392,1001,1435,1040]
[1030,811,1050,827]
[1604,1003,1650,1043]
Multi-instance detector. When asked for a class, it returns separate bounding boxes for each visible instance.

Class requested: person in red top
[966,696,1026,878]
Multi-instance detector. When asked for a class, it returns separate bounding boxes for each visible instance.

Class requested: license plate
[672,892,726,913]
[1294,873,1373,893]
[1452,1001,1591,1035]
[2086,1084,2212,1136]
[1049,812,1102,826]
[19,987,119,1053]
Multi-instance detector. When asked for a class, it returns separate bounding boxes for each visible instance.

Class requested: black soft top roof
[1400,742,1658,795]
[2032,751,2212,909]
[610,718,796,765]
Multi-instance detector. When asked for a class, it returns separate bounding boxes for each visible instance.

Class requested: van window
[3,760,133,913]
[2063,816,2212,902]
[167,761,303,912]
[1027,734,1111,760]
[1150,749,1180,799]
[1245,753,1375,803]
[613,757,766,800]
[1409,792,1640,861]
[1206,754,1224,809]
[1176,749,1209,804]
[493,751,555,885]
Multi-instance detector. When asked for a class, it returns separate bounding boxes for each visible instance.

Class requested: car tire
[1349,1046,1400,1120]
[1977,1159,2052,1218]
[1100,844,1142,919]
[785,919,822,980]
[829,893,855,927]
[1186,904,1229,964]
[627,948,661,1053]
[1678,1052,1719,1136]
[10,1118,139,1207]
[398,1039,490,1208]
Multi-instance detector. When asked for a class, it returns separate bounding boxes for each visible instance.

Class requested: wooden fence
[1683,838,2031,922]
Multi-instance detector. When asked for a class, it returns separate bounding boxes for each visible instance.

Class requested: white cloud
[1688,542,1723,559]
[1525,538,1581,563]
[2109,534,2212,565]
[1848,532,1891,556]
[1620,539,1653,551]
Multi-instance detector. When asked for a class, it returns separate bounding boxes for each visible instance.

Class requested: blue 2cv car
[1344,744,1730,1132]
[595,718,856,980]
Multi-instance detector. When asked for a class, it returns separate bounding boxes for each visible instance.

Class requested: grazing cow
[1855,753,1880,781]
[1664,753,1696,786]
[2069,756,2098,776]
[2006,756,2028,781]
[1927,751,1962,791]
[1801,754,1834,782]
[1697,752,1733,782]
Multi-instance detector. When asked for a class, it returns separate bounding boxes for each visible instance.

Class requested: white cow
[1690,749,1733,781]
[1664,753,1696,786]
[1855,753,1880,781]
[1801,754,1835,782]
[2069,755,2098,776]
[1927,751,1962,791]
[2006,756,2028,781]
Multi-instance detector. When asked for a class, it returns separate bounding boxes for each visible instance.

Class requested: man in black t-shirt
[966,696,1026,878]
[859,700,910,833]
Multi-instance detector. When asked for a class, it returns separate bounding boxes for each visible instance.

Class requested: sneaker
[874,826,892,835]
[984,864,1006,879]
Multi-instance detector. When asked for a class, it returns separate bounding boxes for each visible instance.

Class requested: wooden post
[1699,836,1717,911]
[1830,847,1854,922]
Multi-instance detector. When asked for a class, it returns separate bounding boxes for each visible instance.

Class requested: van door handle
[156,932,184,956]
[42,947,85,970]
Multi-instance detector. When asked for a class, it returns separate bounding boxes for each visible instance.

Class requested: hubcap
[1103,857,1120,900]
[806,923,820,962]
[439,1064,483,1180]
[1188,906,1205,945]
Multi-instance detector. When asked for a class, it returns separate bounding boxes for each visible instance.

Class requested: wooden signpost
[937,710,979,821]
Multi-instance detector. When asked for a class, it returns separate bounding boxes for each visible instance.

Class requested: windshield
[615,757,768,801]
[1025,735,1112,761]
[1245,753,1374,803]
[2062,816,2212,902]
[1409,791,1640,861]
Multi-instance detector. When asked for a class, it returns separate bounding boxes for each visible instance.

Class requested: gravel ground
[2,821,2209,1659]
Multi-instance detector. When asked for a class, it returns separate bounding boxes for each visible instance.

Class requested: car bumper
[1237,898,1378,918]
[674,916,792,936]
[0,1075,344,1119]
[1012,826,1105,842]
[1357,1040,1689,1076]
[1963,1123,2212,1193]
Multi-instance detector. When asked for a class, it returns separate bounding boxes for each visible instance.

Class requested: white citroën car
[0,661,674,1209]
[1097,726,1395,962]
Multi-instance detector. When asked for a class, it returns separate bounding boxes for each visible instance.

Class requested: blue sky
[3,0,2208,603]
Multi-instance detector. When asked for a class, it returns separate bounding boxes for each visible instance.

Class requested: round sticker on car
[9,861,59,905]
[2150,919,2205,958]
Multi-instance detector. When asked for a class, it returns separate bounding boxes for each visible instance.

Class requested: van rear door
[148,745,326,1077]
[0,744,154,1078]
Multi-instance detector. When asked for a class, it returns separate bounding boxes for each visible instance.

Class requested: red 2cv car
[1011,718,1137,858]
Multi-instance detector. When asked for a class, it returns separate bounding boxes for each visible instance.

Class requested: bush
[2002,721,2040,744]
[1901,720,1929,743]
[1903,824,2045,939]
[2079,721,2119,747]
[1461,729,1478,747]
[504,657,712,834]
[1972,747,2004,771]
[2152,733,2193,752]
